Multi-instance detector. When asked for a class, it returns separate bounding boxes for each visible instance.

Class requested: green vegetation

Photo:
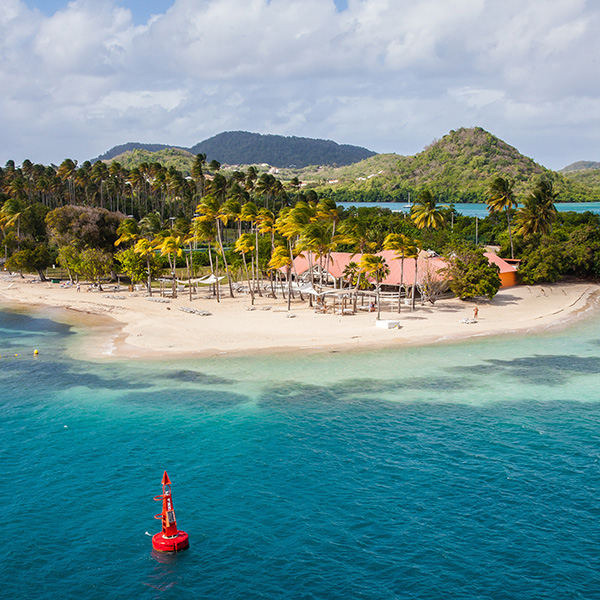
[308,128,600,203]
[190,131,376,168]
[93,131,375,171]
[2,138,600,303]
[109,148,196,175]
[443,246,501,300]
[84,128,600,204]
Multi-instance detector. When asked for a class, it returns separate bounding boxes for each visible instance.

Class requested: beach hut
[484,252,518,288]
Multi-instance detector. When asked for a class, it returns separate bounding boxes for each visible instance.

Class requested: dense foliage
[93,132,375,171]
[2,148,600,302]
[190,131,376,168]
[443,246,501,300]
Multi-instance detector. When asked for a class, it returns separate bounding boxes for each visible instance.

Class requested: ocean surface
[340,201,600,218]
[2,303,600,599]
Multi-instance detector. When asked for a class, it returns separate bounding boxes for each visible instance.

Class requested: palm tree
[57,158,78,204]
[383,233,418,313]
[115,218,140,247]
[191,153,207,200]
[268,245,293,311]
[411,189,444,230]
[487,176,518,258]
[0,197,23,242]
[140,212,164,238]
[234,233,256,305]
[338,213,377,310]
[156,235,183,298]
[359,254,390,320]
[196,195,234,298]
[516,177,558,236]
[316,197,340,278]
[190,217,219,299]
[296,221,335,287]
[133,238,156,295]
[241,202,261,295]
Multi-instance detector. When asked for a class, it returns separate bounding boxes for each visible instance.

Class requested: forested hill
[93,142,187,162]
[309,127,600,203]
[561,161,600,172]
[189,131,376,168]
[92,132,376,168]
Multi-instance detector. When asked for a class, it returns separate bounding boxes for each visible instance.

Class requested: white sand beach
[1,275,598,359]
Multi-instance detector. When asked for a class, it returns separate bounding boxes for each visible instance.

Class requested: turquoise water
[340,201,600,218]
[2,306,600,598]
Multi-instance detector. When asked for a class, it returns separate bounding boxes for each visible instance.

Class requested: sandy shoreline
[1,275,599,360]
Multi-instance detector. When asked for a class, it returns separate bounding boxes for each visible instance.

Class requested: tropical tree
[156,235,183,297]
[516,177,558,237]
[487,176,518,258]
[296,221,335,287]
[57,243,82,283]
[411,189,444,230]
[359,254,390,320]
[268,245,293,311]
[195,195,234,299]
[443,246,501,300]
[79,248,113,289]
[191,153,207,199]
[383,233,418,313]
[133,238,161,295]
[114,217,140,247]
[234,233,256,305]
[339,212,377,310]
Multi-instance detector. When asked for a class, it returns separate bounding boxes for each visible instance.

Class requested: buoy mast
[152,471,189,553]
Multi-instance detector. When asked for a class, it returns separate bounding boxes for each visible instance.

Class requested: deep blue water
[2,306,600,599]
[340,201,600,218]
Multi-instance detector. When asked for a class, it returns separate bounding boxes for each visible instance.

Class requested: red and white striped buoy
[152,471,189,553]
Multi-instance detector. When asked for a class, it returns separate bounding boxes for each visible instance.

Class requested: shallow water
[1,306,600,598]
[340,201,600,218]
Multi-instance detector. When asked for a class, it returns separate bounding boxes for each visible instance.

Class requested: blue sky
[3,0,599,169]
[26,0,350,24]
[27,1,174,25]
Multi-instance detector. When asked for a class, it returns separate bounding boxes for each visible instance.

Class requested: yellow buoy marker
[34,349,39,355]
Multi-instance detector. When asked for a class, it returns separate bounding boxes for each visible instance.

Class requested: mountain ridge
[91,131,376,168]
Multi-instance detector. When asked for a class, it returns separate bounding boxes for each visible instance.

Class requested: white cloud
[1,0,599,168]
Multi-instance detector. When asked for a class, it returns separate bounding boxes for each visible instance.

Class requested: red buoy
[152,471,189,553]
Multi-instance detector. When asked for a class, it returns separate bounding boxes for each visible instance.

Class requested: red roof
[292,251,447,286]
[483,252,517,274]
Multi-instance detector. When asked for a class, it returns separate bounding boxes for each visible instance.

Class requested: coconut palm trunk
[216,220,234,298]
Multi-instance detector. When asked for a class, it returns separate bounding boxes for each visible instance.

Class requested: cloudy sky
[2,0,598,169]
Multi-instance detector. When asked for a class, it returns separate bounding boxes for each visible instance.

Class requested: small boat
[403,193,412,210]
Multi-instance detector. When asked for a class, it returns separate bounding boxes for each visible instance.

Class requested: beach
[1,275,598,359]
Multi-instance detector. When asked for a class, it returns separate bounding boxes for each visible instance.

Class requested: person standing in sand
[473,305,479,320]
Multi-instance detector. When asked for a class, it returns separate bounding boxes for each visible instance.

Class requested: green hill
[189,131,376,168]
[306,127,600,203]
[108,147,195,175]
[91,127,600,203]
[93,131,376,170]
[560,160,600,172]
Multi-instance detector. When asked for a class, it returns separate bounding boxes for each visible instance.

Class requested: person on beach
[77,283,80,292]
[473,305,479,320]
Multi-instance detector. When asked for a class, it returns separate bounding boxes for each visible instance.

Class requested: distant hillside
[308,127,600,203]
[92,132,376,169]
[189,131,376,168]
[561,161,600,172]
[108,147,195,175]
[93,142,186,163]
[562,168,600,190]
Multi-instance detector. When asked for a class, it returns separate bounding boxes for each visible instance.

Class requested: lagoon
[2,306,600,598]
[340,201,600,218]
